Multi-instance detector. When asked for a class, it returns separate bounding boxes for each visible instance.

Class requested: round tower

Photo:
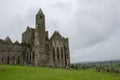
[34,9,47,66]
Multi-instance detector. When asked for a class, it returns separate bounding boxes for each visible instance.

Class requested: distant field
[0,65,120,80]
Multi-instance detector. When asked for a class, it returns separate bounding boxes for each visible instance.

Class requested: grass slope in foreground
[0,65,120,80]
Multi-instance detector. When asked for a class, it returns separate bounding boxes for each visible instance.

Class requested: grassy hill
[0,65,120,80]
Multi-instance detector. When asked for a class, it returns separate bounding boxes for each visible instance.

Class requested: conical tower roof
[37,8,44,16]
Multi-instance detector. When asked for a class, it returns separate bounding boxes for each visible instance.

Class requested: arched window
[13,56,15,60]
[64,46,67,66]
[40,16,42,19]
[1,58,4,63]
[2,49,4,52]
[12,56,15,64]
[57,47,59,60]
[33,51,35,60]
[53,47,55,63]
[17,56,20,64]
[7,56,9,64]
[61,48,63,58]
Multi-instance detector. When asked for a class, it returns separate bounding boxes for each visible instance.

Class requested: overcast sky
[0,0,120,63]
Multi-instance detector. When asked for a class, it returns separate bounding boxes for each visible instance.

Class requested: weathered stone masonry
[0,9,70,68]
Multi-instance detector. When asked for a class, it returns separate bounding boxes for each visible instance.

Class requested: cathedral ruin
[0,9,70,68]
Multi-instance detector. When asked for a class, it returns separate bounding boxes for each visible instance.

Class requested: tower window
[40,16,42,19]
[2,49,5,52]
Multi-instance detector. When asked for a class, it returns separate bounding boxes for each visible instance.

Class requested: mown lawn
[0,65,120,80]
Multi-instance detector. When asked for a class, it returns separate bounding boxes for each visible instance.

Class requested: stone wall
[0,44,27,65]
[22,26,35,45]
[49,31,70,68]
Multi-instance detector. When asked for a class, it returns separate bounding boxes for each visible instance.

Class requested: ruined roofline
[26,26,35,31]
[0,38,21,45]
[22,26,35,34]
[50,31,68,41]
[4,36,12,43]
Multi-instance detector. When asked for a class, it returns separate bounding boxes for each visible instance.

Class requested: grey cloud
[67,0,120,50]
[71,29,120,63]
[67,0,120,63]
[51,2,72,13]
[0,0,120,63]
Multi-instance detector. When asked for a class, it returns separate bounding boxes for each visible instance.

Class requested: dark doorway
[7,56,10,64]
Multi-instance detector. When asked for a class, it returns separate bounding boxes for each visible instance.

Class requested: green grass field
[0,65,120,80]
